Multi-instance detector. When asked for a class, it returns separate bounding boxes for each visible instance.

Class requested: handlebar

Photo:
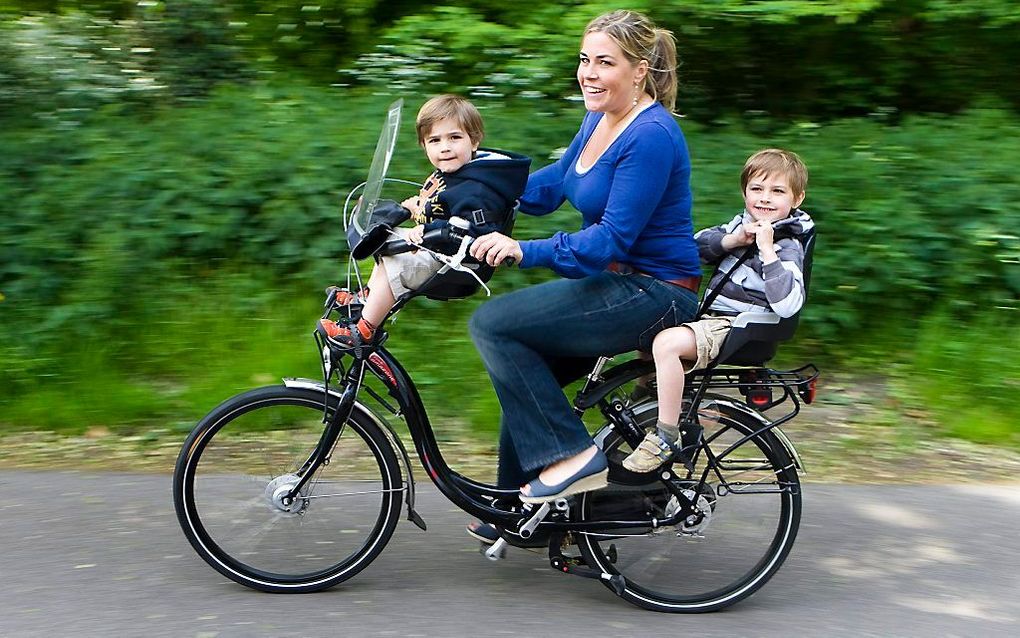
[380,226,449,256]
[379,221,516,267]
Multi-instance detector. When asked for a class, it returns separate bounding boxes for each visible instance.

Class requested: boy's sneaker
[622,423,703,473]
[324,286,368,308]
[316,318,375,349]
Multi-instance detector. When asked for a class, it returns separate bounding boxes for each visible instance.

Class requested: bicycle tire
[579,387,801,612]
[173,385,403,593]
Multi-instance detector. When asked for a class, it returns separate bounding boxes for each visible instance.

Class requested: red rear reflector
[799,378,817,404]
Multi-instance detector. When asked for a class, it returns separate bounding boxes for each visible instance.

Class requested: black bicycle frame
[332,345,703,534]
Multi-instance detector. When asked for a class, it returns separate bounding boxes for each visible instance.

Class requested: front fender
[282,377,427,529]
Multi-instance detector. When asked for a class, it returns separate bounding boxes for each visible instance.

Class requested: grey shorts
[379,227,443,298]
[683,315,735,371]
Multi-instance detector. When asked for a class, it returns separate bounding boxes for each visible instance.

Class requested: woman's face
[576,31,647,115]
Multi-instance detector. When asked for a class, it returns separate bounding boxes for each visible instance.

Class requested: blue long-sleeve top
[518,102,700,280]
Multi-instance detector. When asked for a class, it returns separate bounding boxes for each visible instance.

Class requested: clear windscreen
[348,98,403,242]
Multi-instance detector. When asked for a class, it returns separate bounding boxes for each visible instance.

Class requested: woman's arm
[520,122,677,278]
[518,122,587,216]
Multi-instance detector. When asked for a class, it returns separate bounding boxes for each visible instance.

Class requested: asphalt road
[2,471,1018,637]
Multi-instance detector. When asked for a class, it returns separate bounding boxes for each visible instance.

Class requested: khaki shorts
[379,227,443,298]
[683,315,735,371]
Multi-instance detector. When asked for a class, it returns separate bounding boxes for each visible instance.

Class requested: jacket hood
[444,148,531,202]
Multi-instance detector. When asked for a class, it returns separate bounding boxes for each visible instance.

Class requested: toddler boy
[318,95,530,347]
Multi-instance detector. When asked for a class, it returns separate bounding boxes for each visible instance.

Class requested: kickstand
[547,532,626,597]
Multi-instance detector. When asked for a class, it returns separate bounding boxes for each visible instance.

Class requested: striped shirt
[696,209,815,318]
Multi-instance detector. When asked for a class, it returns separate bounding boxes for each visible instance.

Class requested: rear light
[747,388,773,408]
[739,370,774,409]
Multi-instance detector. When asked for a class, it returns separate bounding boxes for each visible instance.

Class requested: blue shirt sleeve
[518,123,586,216]
[520,121,676,278]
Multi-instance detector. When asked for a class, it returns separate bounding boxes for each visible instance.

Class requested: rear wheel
[173,385,403,593]
[579,378,801,612]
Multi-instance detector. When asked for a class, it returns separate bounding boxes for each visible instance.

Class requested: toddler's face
[423,118,478,173]
[743,172,805,224]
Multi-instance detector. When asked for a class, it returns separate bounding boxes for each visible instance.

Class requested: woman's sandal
[519,449,609,504]
[466,521,500,545]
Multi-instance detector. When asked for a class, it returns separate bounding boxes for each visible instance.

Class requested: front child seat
[406,203,520,302]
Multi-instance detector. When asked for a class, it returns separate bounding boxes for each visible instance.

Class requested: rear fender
[703,396,805,473]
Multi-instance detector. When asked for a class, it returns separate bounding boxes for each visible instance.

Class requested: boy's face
[743,172,805,224]
[423,118,478,173]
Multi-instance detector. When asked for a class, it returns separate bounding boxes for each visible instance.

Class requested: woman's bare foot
[520,445,600,497]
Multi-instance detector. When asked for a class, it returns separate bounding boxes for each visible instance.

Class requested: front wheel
[173,385,403,593]
[579,395,801,612]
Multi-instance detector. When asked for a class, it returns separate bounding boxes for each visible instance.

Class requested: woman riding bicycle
[469,10,701,514]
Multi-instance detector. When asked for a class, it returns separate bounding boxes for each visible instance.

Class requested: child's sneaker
[316,318,375,349]
[622,423,703,473]
[622,431,678,473]
[324,285,368,307]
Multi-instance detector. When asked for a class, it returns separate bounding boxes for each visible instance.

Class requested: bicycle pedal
[483,537,508,561]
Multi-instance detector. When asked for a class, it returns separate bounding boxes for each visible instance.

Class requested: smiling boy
[624,148,814,472]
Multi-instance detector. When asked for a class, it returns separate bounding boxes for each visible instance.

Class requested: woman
[469,10,701,511]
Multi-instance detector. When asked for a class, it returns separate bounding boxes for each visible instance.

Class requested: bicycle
[172,100,820,612]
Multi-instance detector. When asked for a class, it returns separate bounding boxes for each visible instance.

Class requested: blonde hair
[741,149,809,198]
[415,95,484,146]
[584,10,679,113]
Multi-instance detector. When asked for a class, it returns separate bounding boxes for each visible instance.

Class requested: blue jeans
[469,271,698,488]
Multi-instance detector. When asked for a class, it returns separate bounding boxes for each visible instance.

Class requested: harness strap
[697,245,756,318]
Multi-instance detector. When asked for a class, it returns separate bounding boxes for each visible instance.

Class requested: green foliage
[6,0,1019,120]
[339,0,1020,119]
[2,82,1018,445]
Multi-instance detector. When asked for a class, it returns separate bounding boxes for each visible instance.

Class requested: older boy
[318,95,530,347]
[624,148,814,472]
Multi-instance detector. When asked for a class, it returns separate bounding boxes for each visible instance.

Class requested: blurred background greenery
[1,1,1017,447]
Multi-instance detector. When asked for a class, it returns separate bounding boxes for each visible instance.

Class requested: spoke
[303,487,405,500]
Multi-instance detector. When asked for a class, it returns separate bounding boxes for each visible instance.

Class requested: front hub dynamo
[265,474,309,516]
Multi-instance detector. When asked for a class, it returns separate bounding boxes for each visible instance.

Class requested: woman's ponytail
[647,28,678,114]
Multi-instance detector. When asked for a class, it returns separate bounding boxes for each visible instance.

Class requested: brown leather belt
[607,261,702,294]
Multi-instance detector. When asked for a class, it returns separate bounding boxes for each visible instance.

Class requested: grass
[2,276,1018,452]
[897,311,1020,447]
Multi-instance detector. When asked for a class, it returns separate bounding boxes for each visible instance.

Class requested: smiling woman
[466,10,700,533]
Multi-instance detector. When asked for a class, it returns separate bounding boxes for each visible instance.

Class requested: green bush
[2,84,1017,443]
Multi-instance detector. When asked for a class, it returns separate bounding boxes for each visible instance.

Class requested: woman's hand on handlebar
[470,232,522,267]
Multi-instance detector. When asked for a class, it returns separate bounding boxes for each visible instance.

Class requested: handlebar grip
[500,257,517,268]
[378,226,460,256]
[380,238,415,255]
